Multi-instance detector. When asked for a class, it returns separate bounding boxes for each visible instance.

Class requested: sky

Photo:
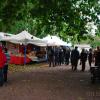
[86,22,97,36]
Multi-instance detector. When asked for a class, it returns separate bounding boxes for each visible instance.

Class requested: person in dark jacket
[80,49,87,71]
[65,48,70,65]
[54,47,59,66]
[47,47,55,67]
[71,46,79,71]
[94,46,100,67]
[58,47,63,65]
[3,48,10,83]
[88,48,93,68]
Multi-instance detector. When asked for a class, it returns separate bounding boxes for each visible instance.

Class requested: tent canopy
[42,35,72,46]
[2,30,47,46]
[0,32,12,40]
[0,32,4,40]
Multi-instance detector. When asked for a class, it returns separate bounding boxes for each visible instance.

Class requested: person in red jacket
[0,46,7,86]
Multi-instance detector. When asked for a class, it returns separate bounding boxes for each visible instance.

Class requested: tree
[0,0,100,40]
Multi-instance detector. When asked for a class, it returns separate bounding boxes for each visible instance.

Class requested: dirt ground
[0,62,100,100]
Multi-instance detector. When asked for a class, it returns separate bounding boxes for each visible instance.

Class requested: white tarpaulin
[0,32,4,40]
[42,36,57,46]
[42,35,71,46]
[0,32,12,40]
[2,30,47,46]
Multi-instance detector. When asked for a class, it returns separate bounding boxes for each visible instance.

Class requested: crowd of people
[47,46,70,67]
[1,44,100,87]
[47,46,100,72]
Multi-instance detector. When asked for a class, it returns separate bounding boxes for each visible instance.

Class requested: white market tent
[42,35,72,46]
[74,44,91,52]
[0,32,12,40]
[2,30,47,64]
[2,30,47,46]
[42,35,57,46]
[0,32,4,40]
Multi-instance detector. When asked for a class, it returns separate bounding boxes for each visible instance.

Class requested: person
[88,48,93,68]
[58,47,63,65]
[94,46,100,67]
[0,46,7,86]
[54,47,59,66]
[3,48,10,83]
[80,49,87,71]
[65,48,70,65]
[71,46,80,71]
[47,47,55,67]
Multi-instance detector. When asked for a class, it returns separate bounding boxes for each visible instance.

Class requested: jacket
[0,47,7,68]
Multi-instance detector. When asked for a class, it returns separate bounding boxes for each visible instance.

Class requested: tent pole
[24,45,27,65]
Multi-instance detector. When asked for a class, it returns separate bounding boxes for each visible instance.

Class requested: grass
[8,62,48,73]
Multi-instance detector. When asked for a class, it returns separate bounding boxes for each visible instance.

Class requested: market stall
[2,31,47,64]
[7,43,46,64]
[10,54,31,65]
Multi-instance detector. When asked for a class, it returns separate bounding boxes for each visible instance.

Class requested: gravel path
[0,63,100,100]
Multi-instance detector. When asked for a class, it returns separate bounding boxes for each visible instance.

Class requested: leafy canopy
[0,0,100,41]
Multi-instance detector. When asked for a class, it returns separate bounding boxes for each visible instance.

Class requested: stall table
[10,54,31,65]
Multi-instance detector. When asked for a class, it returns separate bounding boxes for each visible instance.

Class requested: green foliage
[82,35,100,48]
[0,0,100,41]
[91,40,100,48]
